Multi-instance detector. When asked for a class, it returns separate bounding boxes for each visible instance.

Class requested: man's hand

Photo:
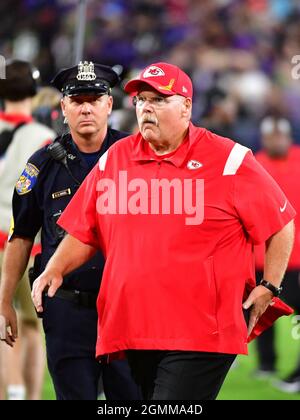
[0,303,18,347]
[31,269,63,313]
[243,285,274,336]
[31,235,97,312]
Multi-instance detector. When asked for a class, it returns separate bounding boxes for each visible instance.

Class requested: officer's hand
[0,303,18,347]
[31,269,63,313]
[242,285,274,336]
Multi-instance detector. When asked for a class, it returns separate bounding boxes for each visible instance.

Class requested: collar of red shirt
[131,122,206,168]
[0,111,33,125]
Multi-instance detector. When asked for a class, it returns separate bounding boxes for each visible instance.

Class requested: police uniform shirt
[10,128,127,292]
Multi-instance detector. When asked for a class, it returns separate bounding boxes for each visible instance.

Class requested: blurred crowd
[1,0,300,149]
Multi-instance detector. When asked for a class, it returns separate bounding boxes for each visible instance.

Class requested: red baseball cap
[124,62,193,98]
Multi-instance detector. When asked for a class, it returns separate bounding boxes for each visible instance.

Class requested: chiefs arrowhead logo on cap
[143,66,165,78]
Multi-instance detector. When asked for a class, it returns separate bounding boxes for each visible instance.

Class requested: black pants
[43,295,141,400]
[126,350,236,400]
[256,270,300,371]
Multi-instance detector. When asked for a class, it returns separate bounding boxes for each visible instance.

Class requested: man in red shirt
[255,116,300,392]
[31,62,295,400]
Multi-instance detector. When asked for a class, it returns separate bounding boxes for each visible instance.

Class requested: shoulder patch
[16,163,39,195]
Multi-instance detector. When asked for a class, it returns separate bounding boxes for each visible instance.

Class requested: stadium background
[1,0,300,400]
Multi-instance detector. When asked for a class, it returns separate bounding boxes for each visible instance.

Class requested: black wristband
[260,279,282,297]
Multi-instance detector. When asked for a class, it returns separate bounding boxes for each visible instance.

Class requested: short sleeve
[58,163,100,249]
[234,152,296,244]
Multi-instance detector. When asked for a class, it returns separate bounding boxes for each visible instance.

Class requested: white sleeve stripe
[222,143,250,175]
[98,150,108,171]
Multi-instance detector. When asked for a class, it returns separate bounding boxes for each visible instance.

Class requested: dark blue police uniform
[11,128,140,400]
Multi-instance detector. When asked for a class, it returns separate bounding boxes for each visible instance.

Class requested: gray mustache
[141,117,158,125]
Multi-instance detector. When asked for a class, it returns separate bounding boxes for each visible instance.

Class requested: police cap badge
[51,61,119,96]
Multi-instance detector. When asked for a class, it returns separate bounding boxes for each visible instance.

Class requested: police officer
[0,61,140,400]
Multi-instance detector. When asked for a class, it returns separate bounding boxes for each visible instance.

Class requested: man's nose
[141,101,155,113]
[81,102,91,114]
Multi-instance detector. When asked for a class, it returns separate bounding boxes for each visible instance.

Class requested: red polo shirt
[58,123,295,357]
[254,145,300,270]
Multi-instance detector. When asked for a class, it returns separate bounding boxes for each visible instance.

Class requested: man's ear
[61,98,66,116]
[182,97,192,117]
[108,95,113,115]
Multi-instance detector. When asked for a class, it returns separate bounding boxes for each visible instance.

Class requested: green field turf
[42,315,300,400]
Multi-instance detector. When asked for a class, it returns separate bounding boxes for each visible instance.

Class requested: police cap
[51,61,119,96]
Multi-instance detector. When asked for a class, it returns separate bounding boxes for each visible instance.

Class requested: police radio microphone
[47,142,81,186]
[48,141,67,163]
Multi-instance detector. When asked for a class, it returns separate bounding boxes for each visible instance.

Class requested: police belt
[52,288,97,309]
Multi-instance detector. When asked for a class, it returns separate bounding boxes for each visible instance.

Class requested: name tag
[52,188,71,199]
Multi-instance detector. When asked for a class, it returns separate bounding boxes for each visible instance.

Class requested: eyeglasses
[132,95,184,108]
